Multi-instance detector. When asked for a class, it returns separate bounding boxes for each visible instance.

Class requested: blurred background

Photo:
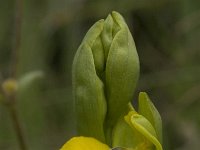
[0,0,200,149]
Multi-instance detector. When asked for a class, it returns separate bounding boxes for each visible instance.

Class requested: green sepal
[104,11,139,129]
[138,92,162,143]
[72,20,107,142]
[125,111,163,150]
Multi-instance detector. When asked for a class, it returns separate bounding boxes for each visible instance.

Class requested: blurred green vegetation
[0,0,200,149]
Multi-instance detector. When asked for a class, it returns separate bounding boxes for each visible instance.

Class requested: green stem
[11,0,23,78]
[9,0,28,149]
[8,103,28,150]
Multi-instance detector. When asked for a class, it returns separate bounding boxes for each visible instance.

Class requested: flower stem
[7,0,28,149]
[8,103,28,150]
[11,0,23,78]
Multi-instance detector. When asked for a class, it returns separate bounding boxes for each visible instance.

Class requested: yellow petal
[60,136,110,150]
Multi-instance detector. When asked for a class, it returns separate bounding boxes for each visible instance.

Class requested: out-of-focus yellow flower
[60,136,110,150]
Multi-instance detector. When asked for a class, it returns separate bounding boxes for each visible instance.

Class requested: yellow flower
[60,136,110,150]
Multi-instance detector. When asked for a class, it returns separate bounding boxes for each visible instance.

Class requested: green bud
[72,11,139,143]
[72,11,164,150]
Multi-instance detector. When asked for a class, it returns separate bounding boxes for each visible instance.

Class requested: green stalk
[8,103,28,150]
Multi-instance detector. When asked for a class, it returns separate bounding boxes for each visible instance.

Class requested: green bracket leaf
[138,92,162,143]
[125,111,163,150]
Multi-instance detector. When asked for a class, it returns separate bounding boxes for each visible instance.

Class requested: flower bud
[72,11,139,143]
